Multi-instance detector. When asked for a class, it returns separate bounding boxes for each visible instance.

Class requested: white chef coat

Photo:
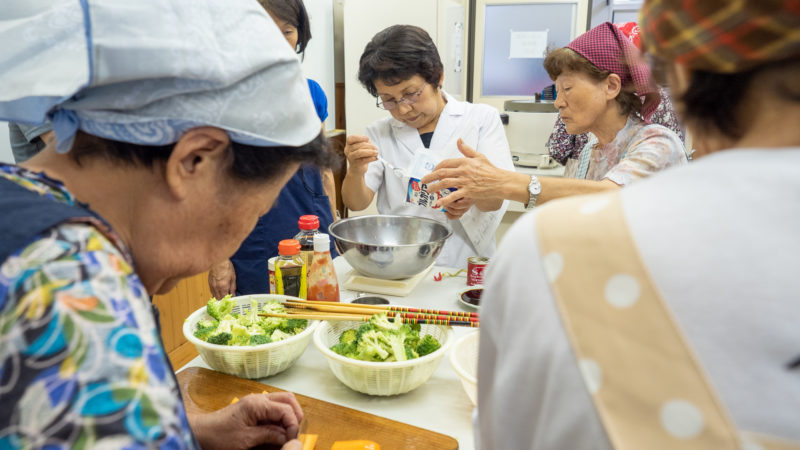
[476,148,800,449]
[364,92,514,269]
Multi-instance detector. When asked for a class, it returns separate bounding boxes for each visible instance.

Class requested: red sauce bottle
[307,233,339,302]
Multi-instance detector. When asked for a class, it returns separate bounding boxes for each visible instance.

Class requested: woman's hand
[442,197,475,220]
[189,392,304,450]
[421,139,509,210]
[343,135,378,176]
[208,259,236,298]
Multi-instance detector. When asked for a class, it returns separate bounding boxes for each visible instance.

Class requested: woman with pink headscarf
[547,22,685,166]
[422,22,687,215]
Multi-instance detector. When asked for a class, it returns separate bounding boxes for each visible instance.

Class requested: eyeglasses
[376,84,426,110]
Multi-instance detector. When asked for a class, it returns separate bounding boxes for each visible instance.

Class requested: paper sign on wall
[509,30,548,59]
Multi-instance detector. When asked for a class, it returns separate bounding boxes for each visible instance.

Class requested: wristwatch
[525,175,542,210]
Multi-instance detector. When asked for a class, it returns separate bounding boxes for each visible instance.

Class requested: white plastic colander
[182,294,318,379]
[314,320,453,396]
[449,331,479,405]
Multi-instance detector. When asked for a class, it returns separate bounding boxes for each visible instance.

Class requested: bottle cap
[278,239,301,255]
[298,215,320,230]
[314,233,330,252]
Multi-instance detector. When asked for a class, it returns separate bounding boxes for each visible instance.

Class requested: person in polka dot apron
[475,1,800,449]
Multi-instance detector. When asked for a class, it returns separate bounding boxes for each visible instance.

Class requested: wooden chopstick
[283,306,479,323]
[259,311,371,320]
[284,299,479,319]
[258,311,479,327]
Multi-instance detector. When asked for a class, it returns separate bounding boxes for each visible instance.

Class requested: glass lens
[377,98,397,110]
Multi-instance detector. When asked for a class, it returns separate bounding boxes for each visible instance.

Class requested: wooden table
[178,367,458,449]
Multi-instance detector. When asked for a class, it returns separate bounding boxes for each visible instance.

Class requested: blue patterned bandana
[0,0,320,153]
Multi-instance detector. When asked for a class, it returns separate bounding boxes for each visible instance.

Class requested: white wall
[0,123,12,164]
[302,0,337,130]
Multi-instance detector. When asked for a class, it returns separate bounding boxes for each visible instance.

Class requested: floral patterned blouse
[563,116,688,185]
[547,87,686,165]
[0,165,197,449]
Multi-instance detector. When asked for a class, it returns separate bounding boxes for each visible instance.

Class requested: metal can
[268,256,277,294]
[467,256,489,286]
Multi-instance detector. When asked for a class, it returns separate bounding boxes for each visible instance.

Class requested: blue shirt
[230,79,337,295]
[0,165,197,449]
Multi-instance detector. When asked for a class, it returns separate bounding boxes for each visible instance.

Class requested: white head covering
[0,0,321,153]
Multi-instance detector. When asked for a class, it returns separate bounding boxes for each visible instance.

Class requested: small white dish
[457,286,482,310]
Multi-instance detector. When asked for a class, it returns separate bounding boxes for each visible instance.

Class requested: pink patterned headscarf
[567,22,659,120]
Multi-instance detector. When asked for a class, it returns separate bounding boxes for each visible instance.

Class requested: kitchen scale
[341,264,434,297]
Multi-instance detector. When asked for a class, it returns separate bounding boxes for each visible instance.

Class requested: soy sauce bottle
[275,239,307,299]
[294,215,319,271]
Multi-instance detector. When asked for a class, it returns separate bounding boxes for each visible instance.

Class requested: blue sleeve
[306,79,329,123]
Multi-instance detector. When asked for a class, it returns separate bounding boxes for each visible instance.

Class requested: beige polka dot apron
[535,192,799,450]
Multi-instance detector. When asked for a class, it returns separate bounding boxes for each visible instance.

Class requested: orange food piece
[230,396,239,404]
[331,440,380,450]
[298,434,318,450]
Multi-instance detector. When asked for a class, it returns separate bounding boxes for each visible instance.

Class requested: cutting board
[341,264,434,297]
[177,367,458,449]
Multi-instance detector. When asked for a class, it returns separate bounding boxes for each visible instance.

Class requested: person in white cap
[0,1,334,448]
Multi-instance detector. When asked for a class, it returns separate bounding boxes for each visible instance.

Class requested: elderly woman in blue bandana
[0,1,333,449]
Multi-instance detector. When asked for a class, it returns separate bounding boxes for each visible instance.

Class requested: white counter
[180,257,477,449]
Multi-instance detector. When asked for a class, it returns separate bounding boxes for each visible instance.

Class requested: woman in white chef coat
[341,25,514,269]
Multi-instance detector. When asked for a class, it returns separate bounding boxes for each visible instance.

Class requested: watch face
[530,177,542,195]
[526,176,541,209]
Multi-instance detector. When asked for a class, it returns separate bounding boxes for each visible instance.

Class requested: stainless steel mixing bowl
[328,215,452,280]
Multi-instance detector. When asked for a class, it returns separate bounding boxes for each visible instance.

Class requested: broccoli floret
[206,332,232,346]
[355,322,375,340]
[369,313,403,332]
[339,329,358,345]
[279,318,308,334]
[242,299,260,326]
[193,319,218,340]
[333,316,438,362]
[270,329,294,342]
[399,324,420,348]
[261,300,286,315]
[255,300,288,332]
[416,334,442,356]
[380,332,409,362]
[206,295,234,321]
[216,317,236,335]
[259,317,287,333]
[330,340,357,357]
[249,335,271,346]
[409,322,422,333]
[201,299,307,346]
[231,323,250,346]
[356,330,390,361]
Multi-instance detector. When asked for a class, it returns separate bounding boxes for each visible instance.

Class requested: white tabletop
[180,257,477,449]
